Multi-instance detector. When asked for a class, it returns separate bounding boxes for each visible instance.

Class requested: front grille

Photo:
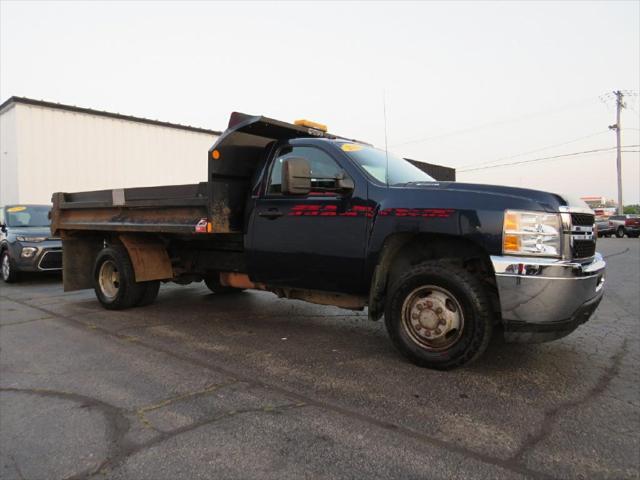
[573,240,596,258]
[571,213,595,226]
[39,250,62,270]
[569,212,595,259]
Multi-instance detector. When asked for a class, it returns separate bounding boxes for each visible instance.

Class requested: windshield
[340,143,435,185]
[5,205,51,227]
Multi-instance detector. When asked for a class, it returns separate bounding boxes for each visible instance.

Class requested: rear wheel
[1,250,19,283]
[204,276,245,294]
[616,227,625,238]
[385,260,493,370]
[137,281,161,306]
[93,246,146,310]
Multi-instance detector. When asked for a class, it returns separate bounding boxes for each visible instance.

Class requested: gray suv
[0,205,62,282]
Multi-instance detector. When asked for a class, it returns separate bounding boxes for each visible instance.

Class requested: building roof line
[0,96,222,136]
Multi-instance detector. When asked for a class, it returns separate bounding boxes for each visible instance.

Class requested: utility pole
[609,90,625,214]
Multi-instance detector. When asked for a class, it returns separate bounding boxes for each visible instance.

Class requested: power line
[459,145,640,173]
[389,96,600,148]
[627,104,640,116]
[457,130,610,169]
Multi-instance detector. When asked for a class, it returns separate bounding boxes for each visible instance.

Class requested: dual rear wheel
[93,246,243,310]
[203,277,245,295]
[94,246,160,310]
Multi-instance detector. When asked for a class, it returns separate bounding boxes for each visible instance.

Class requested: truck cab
[51,112,606,370]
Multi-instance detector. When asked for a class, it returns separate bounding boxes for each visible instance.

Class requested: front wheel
[616,227,625,238]
[385,261,493,370]
[1,251,19,283]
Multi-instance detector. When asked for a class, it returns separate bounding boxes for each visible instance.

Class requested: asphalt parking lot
[0,238,638,480]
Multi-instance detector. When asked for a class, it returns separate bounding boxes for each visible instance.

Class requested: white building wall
[2,102,218,205]
[0,105,19,205]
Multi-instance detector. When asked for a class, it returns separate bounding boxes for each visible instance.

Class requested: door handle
[258,208,284,219]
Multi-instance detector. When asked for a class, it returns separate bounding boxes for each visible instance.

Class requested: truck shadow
[150,287,581,378]
[55,284,600,391]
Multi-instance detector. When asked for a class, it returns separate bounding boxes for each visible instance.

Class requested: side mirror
[336,172,355,193]
[0,223,6,233]
[282,157,311,195]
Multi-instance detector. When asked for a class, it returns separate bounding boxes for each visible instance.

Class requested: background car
[608,214,640,238]
[0,204,62,282]
[595,216,615,237]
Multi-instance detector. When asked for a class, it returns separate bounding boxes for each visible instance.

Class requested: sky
[2,0,639,203]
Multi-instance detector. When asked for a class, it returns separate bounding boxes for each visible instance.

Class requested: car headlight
[503,210,561,257]
[16,236,47,242]
[21,247,38,258]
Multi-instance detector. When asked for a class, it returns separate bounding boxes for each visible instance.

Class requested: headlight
[16,236,47,242]
[503,210,561,257]
[21,247,38,258]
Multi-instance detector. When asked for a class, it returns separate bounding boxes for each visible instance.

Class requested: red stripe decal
[287,205,453,218]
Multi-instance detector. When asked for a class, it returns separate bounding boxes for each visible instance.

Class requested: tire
[204,276,245,294]
[1,250,19,283]
[384,260,493,370]
[93,246,146,310]
[628,233,639,239]
[136,281,161,307]
[616,227,625,238]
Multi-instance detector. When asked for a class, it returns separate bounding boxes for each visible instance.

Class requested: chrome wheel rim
[1,254,9,280]
[98,260,120,300]
[401,285,465,351]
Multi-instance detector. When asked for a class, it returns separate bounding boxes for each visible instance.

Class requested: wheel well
[368,233,499,321]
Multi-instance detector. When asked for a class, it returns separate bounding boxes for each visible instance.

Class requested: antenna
[383,89,389,187]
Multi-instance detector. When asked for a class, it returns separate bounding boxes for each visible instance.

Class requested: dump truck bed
[51,182,210,236]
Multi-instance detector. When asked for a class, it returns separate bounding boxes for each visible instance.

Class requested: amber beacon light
[294,119,328,132]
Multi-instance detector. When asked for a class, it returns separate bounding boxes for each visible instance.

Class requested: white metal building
[0,97,220,206]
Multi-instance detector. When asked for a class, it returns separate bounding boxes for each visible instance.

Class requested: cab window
[267,146,346,195]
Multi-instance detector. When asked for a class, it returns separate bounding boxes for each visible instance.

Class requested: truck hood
[402,182,588,212]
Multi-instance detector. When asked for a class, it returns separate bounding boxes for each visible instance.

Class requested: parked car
[595,216,615,237]
[0,204,62,282]
[608,214,640,238]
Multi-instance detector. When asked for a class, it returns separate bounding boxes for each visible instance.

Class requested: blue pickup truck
[50,113,605,369]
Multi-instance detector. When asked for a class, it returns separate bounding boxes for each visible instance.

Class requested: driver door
[248,144,368,293]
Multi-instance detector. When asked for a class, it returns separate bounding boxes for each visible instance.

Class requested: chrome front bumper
[491,253,606,343]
